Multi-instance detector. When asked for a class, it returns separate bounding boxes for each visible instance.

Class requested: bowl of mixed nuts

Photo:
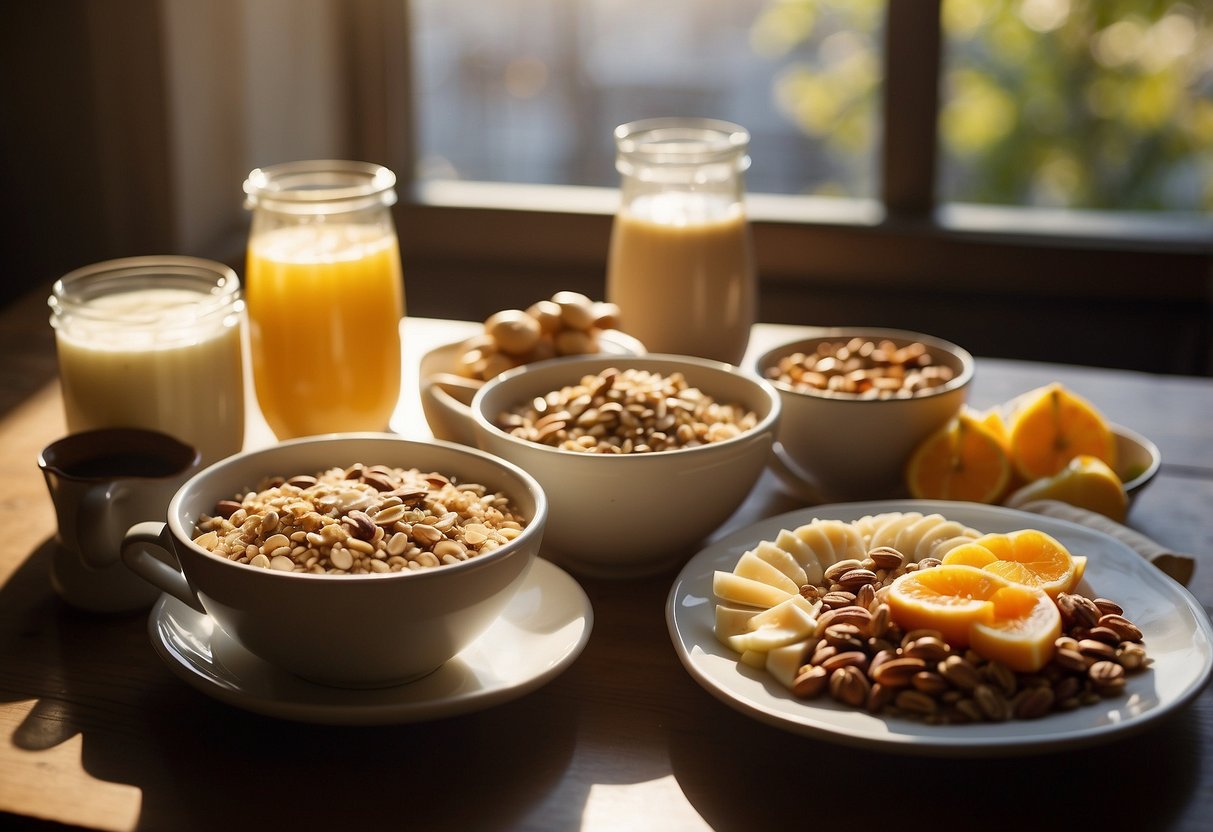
[470,354,781,578]
[121,433,547,688]
[754,328,973,503]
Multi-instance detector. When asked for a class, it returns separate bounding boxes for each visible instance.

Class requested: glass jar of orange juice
[242,160,405,439]
[605,118,756,365]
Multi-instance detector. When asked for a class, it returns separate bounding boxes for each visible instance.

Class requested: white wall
[160,0,351,256]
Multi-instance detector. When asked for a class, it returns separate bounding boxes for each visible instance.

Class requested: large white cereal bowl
[755,328,974,502]
[121,434,546,688]
[470,355,780,578]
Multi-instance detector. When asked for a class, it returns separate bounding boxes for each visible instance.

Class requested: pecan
[1116,642,1149,671]
[911,671,949,696]
[214,499,243,519]
[829,665,871,707]
[1089,660,1127,695]
[973,683,1011,721]
[821,651,869,674]
[871,656,927,688]
[1013,685,1055,719]
[1052,647,1090,673]
[893,689,937,715]
[937,654,981,691]
[792,665,829,699]
[823,623,865,650]
[1057,593,1100,629]
[1077,638,1117,662]
[903,636,950,663]
[1098,614,1143,643]
[868,546,905,570]
[837,568,879,592]
[343,510,376,541]
[823,559,865,583]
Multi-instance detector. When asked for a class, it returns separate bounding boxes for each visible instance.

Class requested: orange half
[886,564,1060,671]
[1007,383,1116,482]
[905,409,1011,504]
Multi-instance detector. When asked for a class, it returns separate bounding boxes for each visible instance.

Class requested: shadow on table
[0,539,581,831]
[668,684,1206,832]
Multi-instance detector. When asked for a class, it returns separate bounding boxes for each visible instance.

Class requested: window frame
[375,0,1210,297]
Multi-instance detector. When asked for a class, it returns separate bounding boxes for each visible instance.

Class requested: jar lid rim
[243,160,397,210]
[614,118,750,165]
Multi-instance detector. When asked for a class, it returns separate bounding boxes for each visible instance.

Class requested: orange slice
[1007,383,1116,482]
[905,409,1011,503]
[947,529,1079,598]
[970,584,1063,673]
[938,541,997,568]
[1004,454,1128,523]
[886,564,1060,671]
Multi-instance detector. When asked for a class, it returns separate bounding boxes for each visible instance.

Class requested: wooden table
[2,287,1211,831]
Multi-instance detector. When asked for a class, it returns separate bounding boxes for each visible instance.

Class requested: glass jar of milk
[242,160,405,440]
[605,118,756,365]
[49,257,246,465]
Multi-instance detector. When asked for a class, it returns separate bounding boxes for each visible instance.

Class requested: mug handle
[121,521,206,613]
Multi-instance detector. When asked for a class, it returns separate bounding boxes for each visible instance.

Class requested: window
[395,0,1212,374]
[940,0,1213,212]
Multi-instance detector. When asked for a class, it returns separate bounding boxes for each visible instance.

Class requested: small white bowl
[121,434,547,688]
[420,330,645,446]
[755,327,974,502]
[469,354,780,578]
[1114,422,1161,499]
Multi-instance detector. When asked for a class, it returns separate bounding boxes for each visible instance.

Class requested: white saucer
[667,500,1213,757]
[149,558,593,725]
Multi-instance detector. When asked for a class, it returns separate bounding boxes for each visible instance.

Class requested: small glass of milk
[48,256,246,465]
[606,118,757,366]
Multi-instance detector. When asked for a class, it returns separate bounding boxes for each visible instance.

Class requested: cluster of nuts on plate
[456,291,623,382]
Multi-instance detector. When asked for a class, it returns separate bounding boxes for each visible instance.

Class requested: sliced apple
[766,638,816,689]
[713,571,793,608]
[739,649,767,669]
[733,552,800,595]
[752,539,809,588]
[714,605,761,646]
[774,529,823,585]
[725,596,817,653]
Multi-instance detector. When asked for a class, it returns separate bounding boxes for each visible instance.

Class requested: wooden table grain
[1,288,1211,832]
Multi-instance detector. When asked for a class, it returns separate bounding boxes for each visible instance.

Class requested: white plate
[150,558,593,725]
[666,500,1213,757]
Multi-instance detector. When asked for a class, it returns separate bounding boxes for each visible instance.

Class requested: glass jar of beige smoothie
[49,256,246,465]
[605,118,756,365]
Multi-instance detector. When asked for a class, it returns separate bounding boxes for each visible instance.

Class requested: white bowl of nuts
[755,328,974,502]
[421,292,645,446]
[470,355,781,578]
[120,433,546,688]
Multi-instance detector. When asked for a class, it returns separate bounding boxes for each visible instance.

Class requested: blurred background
[3,0,1211,373]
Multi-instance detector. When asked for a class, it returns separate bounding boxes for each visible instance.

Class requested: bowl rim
[167,432,548,582]
[470,353,782,461]
[1113,421,1161,495]
[752,327,975,403]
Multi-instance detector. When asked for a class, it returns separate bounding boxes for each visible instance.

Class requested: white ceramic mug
[120,434,547,688]
[38,428,201,613]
